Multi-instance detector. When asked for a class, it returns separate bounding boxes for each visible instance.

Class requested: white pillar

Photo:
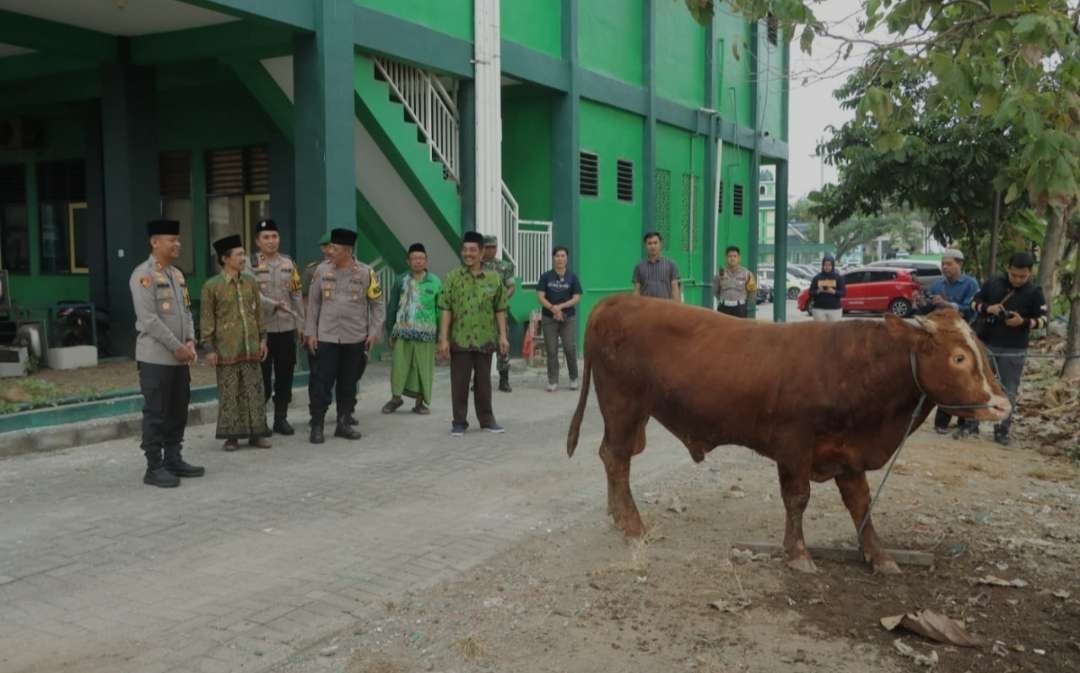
[474,0,502,244]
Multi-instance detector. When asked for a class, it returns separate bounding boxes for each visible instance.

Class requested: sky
[786,0,873,200]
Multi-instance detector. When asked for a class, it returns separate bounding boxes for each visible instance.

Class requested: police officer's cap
[212,234,243,257]
[483,235,498,247]
[256,219,278,234]
[147,219,180,237]
[330,228,358,247]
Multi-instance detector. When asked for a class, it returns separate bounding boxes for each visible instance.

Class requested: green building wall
[501,0,562,58]
[578,0,645,86]
[655,0,706,109]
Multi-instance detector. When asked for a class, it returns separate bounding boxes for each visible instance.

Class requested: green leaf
[799,26,814,54]
[1005,183,1021,204]
[990,0,1016,13]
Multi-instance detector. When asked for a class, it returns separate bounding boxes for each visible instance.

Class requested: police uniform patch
[140,276,152,288]
[367,272,382,300]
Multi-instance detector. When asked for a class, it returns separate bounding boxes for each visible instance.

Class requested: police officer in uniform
[129,219,205,487]
[712,245,757,318]
[304,228,385,443]
[250,219,305,435]
[481,235,516,392]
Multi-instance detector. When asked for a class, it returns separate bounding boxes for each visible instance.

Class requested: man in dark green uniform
[129,219,205,488]
[481,235,516,392]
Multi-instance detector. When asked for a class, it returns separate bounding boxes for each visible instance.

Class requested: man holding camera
[962,251,1048,445]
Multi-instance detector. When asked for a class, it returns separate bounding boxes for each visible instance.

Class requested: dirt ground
[291,427,1079,673]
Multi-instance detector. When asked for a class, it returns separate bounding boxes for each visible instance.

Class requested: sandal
[413,402,430,415]
[381,397,404,414]
[223,439,240,452]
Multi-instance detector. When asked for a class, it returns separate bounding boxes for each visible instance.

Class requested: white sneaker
[546,383,558,392]
[569,379,580,391]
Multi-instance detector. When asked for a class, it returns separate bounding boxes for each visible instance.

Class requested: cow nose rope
[856,352,994,551]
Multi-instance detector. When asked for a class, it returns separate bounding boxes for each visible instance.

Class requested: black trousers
[308,342,367,421]
[262,330,297,407]
[138,362,190,453]
[450,350,495,427]
[717,303,748,318]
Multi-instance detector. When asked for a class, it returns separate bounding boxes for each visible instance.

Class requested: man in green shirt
[482,235,516,392]
[438,231,510,437]
[382,243,441,415]
[201,235,271,451]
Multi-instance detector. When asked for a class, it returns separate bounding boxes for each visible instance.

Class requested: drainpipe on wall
[474,0,502,243]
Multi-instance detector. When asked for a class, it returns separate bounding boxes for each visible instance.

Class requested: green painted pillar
[100,61,161,356]
[773,160,788,322]
[553,0,579,272]
[746,21,760,319]
[294,0,355,258]
[702,17,717,310]
[84,103,108,312]
[268,132,296,257]
[460,79,476,233]
[642,0,656,243]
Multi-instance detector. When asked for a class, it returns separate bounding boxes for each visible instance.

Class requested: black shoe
[340,412,359,426]
[273,417,295,436]
[993,429,1011,446]
[143,466,180,488]
[143,449,180,488]
[310,421,325,444]
[498,372,512,393]
[334,423,362,440]
[163,447,205,478]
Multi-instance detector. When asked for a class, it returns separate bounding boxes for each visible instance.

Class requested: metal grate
[717,180,724,214]
[579,151,599,197]
[0,164,26,203]
[733,183,744,216]
[681,174,699,253]
[616,159,634,202]
[159,152,191,197]
[654,169,671,242]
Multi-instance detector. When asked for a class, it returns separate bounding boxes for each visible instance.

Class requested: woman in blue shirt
[536,246,583,392]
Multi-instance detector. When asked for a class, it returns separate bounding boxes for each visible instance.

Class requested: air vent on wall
[579,151,598,197]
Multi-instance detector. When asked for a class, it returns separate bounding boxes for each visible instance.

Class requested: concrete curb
[0,390,312,459]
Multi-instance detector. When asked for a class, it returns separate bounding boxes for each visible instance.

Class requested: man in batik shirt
[201,235,271,451]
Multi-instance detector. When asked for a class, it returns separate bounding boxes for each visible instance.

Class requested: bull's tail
[566,350,592,458]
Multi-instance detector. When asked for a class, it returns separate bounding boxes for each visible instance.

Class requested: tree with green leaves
[689,0,1080,377]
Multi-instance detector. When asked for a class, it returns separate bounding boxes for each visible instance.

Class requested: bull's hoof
[785,557,818,574]
[872,559,902,575]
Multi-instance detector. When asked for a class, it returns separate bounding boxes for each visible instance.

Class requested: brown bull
[566,295,1010,573]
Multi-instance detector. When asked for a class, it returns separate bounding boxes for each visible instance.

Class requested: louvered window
[245,145,270,193]
[205,145,270,270]
[579,151,598,197]
[616,159,634,202]
[717,180,724,214]
[681,174,699,253]
[206,148,244,195]
[159,152,191,197]
[733,183,744,216]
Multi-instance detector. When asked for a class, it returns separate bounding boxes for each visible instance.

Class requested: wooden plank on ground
[731,542,935,567]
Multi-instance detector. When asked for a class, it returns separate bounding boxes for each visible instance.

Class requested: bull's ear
[883,313,916,344]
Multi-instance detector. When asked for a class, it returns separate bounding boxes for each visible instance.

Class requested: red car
[797,267,921,317]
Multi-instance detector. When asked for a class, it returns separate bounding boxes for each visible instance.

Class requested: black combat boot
[273,402,295,435]
[498,371,512,393]
[164,445,205,478]
[310,416,325,444]
[144,449,180,488]
[334,414,362,440]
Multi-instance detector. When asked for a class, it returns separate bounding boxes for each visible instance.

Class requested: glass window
[37,160,86,274]
[0,204,29,273]
[868,270,896,282]
[205,146,269,268]
[207,195,245,268]
[844,271,870,285]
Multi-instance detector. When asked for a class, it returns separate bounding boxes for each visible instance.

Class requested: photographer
[960,252,1048,445]
[916,249,980,434]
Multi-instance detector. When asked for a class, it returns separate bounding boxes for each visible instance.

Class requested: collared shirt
[712,266,756,305]
[304,260,386,344]
[632,257,680,299]
[482,257,516,287]
[387,271,442,342]
[922,274,980,321]
[129,255,194,366]
[249,252,305,333]
[536,269,583,318]
[438,266,508,352]
[200,271,265,365]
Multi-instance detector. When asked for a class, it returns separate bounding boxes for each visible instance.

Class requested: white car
[757,267,810,301]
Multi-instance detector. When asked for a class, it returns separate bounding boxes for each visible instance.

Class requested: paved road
[0,363,703,673]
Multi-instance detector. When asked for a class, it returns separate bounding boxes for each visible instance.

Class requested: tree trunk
[1063,245,1080,380]
[1037,207,1068,310]
[988,190,1001,273]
